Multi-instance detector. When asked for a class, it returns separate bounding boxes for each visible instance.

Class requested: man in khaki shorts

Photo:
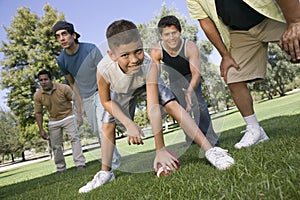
[185,0,300,149]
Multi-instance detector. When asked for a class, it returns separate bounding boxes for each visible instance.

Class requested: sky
[0,0,220,110]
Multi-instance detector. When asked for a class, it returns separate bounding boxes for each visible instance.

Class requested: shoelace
[239,129,256,143]
[85,171,102,188]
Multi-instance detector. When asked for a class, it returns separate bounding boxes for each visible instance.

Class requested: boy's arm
[150,44,162,72]
[96,71,143,145]
[198,17,240,83]
[146,62,179,171]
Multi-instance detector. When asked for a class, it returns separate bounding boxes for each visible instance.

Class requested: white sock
[243,114,260,128]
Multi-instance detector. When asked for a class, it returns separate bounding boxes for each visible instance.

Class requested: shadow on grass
[0,114,299,199]
[211,108,240,120]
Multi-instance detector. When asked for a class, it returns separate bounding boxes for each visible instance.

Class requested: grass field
[0,91,299,199]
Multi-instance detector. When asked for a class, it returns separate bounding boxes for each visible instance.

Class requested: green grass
[1,91,300,199]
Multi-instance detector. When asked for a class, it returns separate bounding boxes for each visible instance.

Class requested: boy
[79,19,234,193]
[34,70,86,172]
[151,15,219,146]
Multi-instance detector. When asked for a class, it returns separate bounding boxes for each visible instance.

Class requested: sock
[243,114,260,128]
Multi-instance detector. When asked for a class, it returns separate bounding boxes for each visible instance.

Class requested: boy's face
[55,29,76,49]
[160,25,181,50]
[38,74,53,91]
[109,40,144,74]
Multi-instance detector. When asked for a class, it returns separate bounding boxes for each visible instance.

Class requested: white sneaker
[234,126,270,149]
[78,170,115,193]
[205,147,235,170]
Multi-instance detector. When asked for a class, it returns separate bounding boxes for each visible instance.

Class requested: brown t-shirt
[34,82,74,121]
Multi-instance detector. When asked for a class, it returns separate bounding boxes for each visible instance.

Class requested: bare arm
[146,62,179,171]
[96,71,143,145]
[183,40,202,112]
[276,0,300,62]
[35,112,48,140]
[199,17,240,83]
[150,43,162,71]
[64,74,84,125]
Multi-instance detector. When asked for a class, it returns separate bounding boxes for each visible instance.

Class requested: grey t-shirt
[57,42,103,98]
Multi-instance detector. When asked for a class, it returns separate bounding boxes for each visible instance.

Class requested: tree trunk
[11,154,15,162]
[22,151,25,161]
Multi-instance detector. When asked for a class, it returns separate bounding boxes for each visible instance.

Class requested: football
[155,150,180,177]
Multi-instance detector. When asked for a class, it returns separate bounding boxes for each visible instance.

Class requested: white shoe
[78,170,115,193]
[234,126,269,149]
[205,147,235,170]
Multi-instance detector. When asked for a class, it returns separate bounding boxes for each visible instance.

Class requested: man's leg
[228,82,254,117]
[228,82,269,148]
[64,116,86,168]
[48,123,66,172]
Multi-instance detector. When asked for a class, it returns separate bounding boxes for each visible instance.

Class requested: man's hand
[279,22,300,63]
[153,148,179,173]
[126,122,144,145]
[76,114,83,127]
[40,130,49,140]
[220,54,240,83]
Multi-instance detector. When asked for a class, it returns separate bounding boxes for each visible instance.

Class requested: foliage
[0,109,23,163]
[253,43,298,99]
[198,40,233,112]
[0,5,64,152]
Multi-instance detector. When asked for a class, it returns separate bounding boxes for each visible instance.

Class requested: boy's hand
[126,123,144,145]
[153,148,179,173]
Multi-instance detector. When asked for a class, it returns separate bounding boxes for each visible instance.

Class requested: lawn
[0,91,299,199]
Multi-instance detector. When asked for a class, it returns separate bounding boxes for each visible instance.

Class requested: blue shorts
[102,80,176,124]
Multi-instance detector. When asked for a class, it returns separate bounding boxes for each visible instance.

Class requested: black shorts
[102,79,176,124]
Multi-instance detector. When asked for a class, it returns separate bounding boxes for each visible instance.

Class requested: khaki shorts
[227,18,287,84]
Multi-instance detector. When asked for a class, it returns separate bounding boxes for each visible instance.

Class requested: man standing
[185,0,300,148]
[52,21,121,169]
[34,70,86,172]
[151,15,219,146]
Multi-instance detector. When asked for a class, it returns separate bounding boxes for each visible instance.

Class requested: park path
[0,143,100,172]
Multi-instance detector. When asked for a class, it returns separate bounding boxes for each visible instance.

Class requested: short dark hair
[106,19,141,50]
[37,70,51,80]
[157,15,182,34]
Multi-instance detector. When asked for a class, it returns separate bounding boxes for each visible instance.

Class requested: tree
[0,109,23,163]
[253,43,298,99]
[0,4,64,153]
[198,40,230,112]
